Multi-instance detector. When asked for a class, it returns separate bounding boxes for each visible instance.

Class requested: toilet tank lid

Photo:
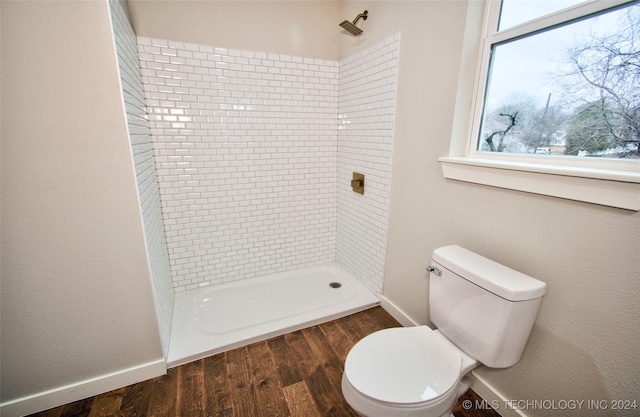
[432,245,547,301]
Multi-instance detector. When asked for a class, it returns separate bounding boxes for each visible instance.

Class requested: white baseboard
[470,372,528,417]
[379,295,420,327]
[0,358,166,417]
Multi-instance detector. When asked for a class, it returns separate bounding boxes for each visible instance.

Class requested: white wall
[109,0,174,356]
[0,1,165,415]
[128,0,341,61]
[340,1,640,416]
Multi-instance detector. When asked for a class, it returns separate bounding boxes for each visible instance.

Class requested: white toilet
[342,245,547,417]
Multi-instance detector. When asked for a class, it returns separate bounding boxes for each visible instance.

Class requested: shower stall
[109,0,400,364]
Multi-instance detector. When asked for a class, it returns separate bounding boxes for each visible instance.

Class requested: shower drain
[329,282,342,289]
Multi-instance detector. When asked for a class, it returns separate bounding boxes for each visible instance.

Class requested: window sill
[439,157,640,211]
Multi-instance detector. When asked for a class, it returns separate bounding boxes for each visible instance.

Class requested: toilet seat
[344,326,462,406]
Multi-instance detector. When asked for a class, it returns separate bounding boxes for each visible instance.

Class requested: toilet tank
[429,245,546,368]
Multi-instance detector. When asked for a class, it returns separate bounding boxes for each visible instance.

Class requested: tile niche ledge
[439,156,640,211]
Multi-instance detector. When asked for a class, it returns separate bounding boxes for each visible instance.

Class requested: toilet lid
[344,326,462,404]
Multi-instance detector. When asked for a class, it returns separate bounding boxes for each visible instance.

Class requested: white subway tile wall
[109,2,174,356]
[136,34,399,294]
[336,34,400,294]
[137,37,339,291]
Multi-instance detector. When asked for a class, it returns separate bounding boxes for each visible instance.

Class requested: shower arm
[351,11,368,25]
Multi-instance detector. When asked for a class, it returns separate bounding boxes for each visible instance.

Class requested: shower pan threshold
[167,262,379,367]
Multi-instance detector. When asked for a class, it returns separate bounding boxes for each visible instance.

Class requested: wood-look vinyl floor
[28,307,501,417]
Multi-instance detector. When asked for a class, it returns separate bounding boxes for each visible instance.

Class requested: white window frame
[439,0,640,211]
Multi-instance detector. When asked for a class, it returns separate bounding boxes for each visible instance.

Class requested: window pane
[498,0,588,31]
[479,2,640,159]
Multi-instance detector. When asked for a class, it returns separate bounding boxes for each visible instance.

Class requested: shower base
[166,262,379,367]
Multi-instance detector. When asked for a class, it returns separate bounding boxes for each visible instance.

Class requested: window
[440,0,640,211]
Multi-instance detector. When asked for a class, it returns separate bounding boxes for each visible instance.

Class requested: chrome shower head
[339,10,368,36]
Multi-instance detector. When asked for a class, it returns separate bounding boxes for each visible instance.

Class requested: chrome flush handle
[426,266,441,276]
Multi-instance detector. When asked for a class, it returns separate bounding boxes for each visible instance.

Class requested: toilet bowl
[342,326,477,417]
[341,245,547,417]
